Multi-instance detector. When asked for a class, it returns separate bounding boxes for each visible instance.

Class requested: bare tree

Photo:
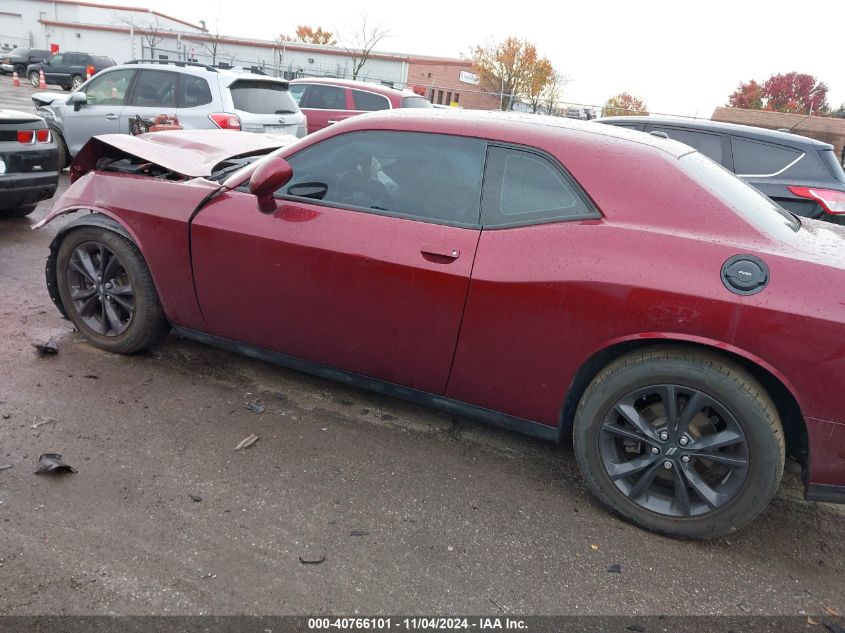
[542,72,569,116]
[196,28,225,66]
[140,15,165,60]
[339,16,389,80]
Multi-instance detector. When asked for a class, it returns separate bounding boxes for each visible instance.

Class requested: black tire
[14,64,26,76]
[573,347,784,539]
[29,71,40,87]
[55,227,169,354]
[54,130,69,169]
[0,204,37,218]
[61,84,71,91]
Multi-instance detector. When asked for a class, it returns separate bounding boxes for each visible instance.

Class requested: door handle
[421,245,460,259]
[105,114,118,120]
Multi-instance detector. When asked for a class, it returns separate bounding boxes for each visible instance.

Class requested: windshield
[229,80,299,114]
[679,151,800,238]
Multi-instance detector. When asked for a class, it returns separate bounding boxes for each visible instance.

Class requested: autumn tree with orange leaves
[472,37,556,111]
[294,26,337,46]
[602,92,649,117]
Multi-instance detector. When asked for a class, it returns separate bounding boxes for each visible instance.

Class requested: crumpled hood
[73,129,295,178]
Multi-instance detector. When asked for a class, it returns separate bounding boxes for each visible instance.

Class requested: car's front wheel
[28,71,40,87]
[0,204,37,219]
[573,347,784,539]
[55,227,169,353]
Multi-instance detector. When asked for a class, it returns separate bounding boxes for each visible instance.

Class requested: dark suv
[26,52,115,91]
[596,116,845,223]
[0,48,51,76]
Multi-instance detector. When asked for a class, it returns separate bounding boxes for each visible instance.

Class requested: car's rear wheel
[29,71,40,87]
[0,204,37,218]
[14,64,26,76]
[71,74,84,90]
[55,227,169,353]
[573,347,784,539]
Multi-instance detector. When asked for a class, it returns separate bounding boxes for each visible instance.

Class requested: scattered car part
[35,453,77,474]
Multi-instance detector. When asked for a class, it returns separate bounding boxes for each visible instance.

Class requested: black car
[0,109,59,219]
[26,52,116,91]
[0,48,51,76]
[596,115,845,223]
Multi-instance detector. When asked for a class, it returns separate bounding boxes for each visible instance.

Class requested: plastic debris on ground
[234,434,259,450]
[35,453,77,475]
[31,338,59,355]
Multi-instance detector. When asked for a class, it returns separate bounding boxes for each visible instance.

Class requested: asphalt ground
[1,72,844,618]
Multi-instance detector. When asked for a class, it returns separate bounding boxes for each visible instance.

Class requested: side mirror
[249,156,293,213]
[69,91,87,111]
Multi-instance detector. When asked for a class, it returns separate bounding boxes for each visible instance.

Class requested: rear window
[731,137,803,176]
[680,152,800,238]
[820,149,845,183]
[401,96,433,109]
[229,80,298,114]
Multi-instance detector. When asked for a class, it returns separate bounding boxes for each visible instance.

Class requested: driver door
[63,68,135,156]
[190,130,487,394]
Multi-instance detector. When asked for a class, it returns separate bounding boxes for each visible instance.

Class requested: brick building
[406,56,501,110]
[712,106,845,164]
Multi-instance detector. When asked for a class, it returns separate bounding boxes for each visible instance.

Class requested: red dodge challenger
[36,111,845,538]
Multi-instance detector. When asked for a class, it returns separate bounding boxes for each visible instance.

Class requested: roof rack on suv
[125,59,218,72]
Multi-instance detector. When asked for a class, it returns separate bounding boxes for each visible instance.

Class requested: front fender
[44,212,133,319]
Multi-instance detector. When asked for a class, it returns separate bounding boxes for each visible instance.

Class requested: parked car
[0,109,58,218]
[0,47,51,76]
[26,52,115,91]
[36,112,845,538]
[32,60,307,167]
[288,77,431,133]
[597,115,845,223]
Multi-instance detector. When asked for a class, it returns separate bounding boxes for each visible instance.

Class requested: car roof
[289,77,416,97]
[333,109,696,158]
[109,61,289,84]
[596,115,832,150]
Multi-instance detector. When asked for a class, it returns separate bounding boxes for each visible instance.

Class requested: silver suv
[32,60,307,166]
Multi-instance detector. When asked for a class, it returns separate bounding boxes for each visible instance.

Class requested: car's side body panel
[190,193,480,394]
[37,114,845,499]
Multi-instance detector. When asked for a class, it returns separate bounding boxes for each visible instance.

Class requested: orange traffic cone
[11,71,20,87]
[38,69,46,89]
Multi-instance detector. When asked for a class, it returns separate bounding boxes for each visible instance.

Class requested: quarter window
[281,131,486,226]
[83,69,135,105]
[731,137,804,176]
[482,146,596,227]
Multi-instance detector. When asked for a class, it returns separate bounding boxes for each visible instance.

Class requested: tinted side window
[178,74,213,108]
[352,89,390,111]
[482,146,596,227]
[129,70,177,107]
[83,69,135,105]
[47,54,63,65]
[651,127,724,163]
[300,84,345,109]
[282,131,486,226]
[731,137,804,176]
[63,53,84,66]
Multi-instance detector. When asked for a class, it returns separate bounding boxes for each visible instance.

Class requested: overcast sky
[139,0,843,116]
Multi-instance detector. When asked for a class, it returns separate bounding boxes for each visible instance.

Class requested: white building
[0,0,410,86]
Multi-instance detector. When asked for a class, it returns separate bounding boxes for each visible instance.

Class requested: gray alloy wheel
[71,74,84,90]
[55,227,169,353]
[574,347,784,539]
